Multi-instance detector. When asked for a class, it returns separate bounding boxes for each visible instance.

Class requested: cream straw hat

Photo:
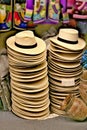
[6,31,46,55]
[50,28,86,51]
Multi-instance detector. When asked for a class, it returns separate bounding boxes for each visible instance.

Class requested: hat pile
[48,28,86,115]
[6,31,50,120]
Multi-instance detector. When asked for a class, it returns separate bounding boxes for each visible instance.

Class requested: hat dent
[59,28,78,42]
[15,31,36,47]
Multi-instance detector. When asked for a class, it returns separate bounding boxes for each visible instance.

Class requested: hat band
[57,37,78,44]
[15,42,37,49]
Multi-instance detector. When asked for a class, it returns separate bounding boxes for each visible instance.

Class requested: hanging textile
[48,0,60,23]
[0,0,12,32]
[24,0,34,21]
[60,0,69,23]
[73,0,87,19]
[13,0,35,30]
[33,0,47,24]
[67,0,76,15]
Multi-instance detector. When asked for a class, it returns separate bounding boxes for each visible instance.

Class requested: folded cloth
[33,0,47,24]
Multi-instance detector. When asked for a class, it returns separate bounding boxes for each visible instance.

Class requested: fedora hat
[12,105,50,120]
[49,45,83,61]
[9,61,47,73]
[6,31,46,55]
[12,98,50,112]
[48,61,82,73]
[7,47,46,61]
[12,87,49,99]
[48,57,80,69]
[50,28,86,51]
[49,41,84,53]
[12,94,49,106]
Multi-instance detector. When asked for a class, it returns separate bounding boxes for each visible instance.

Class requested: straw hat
[12,87,49,99]
[12,99,50,112]
[11,76,49,91]
[49,45,83,61]
[9,61,47,73]
[12,94,49,106]
[48,58,80,68]
[12,105,50,120]
[6,31,46,55]
[50,28,86,51]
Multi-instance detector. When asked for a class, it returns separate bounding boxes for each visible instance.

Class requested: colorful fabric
[0,0,12,32]
[67,0,76,14]
[81,50,87,69]
[73,0,87,19]
[60,0,69,23]
[33,0,47,24]
[13,0,35,30]
[24,0,34,21]
[48,0,60,23]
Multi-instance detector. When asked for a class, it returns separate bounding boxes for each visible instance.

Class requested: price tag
[62,78,75,86]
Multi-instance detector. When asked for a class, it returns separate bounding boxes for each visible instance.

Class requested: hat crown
[58,28,78,42]
[15,31,36,47]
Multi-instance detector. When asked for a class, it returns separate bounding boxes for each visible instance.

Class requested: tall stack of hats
[48,28,86,115]
[6,31,50,120]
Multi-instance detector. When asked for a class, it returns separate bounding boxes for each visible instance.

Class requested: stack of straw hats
[48,28,86,115]
[6,31,50,119]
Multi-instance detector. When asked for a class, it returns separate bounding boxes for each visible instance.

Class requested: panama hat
[12,105,50,120]
[51,105,66,115]
[12,94,49,106]
[8,50,46,62]
[12,98,50,112]
[12,87,49,99]
[48,69,82,78]
[48,61,82,73]
[12,92,49,102]
[49,44,83,54]
[50,28,86,51]
[49,46,83,61]
[8,54,46,67]
[11,71,47,82]
[49,77,80,88]
[48,57,80,69]
[49,84,80,93]
[11,78,49,93]
[7,47,46,61]
[10,67,47,78]
[6,30,46,55]
[49,42,84,53]
[9,61,47,73]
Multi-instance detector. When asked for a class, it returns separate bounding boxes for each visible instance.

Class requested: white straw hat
[6,31,46,55]
[50,28,86,51]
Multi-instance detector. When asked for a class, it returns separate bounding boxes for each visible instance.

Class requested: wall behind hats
[0,0,87,50]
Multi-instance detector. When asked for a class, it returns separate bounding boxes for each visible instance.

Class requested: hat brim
[50,36,86,51]
[7,36,46,55]
[12,94,49,105]
[9,61,47,73]
[12,106,49,120]
[49,45,83,61]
